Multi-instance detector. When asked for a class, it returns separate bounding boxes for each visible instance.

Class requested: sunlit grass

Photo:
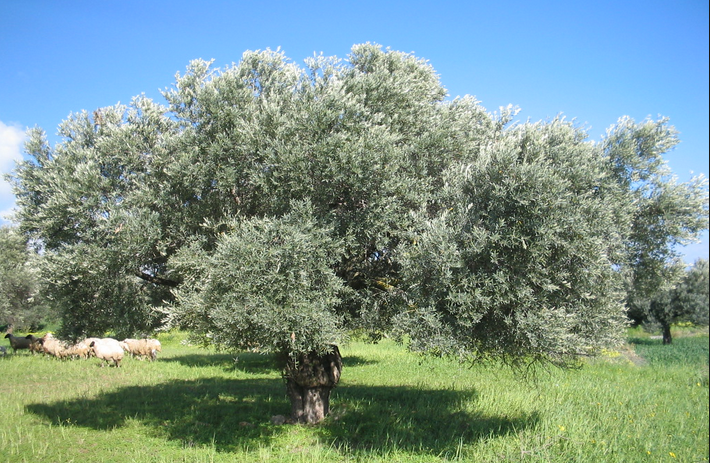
[1,330,707,462]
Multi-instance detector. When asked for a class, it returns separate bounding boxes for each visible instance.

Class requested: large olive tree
[9,44,708,423]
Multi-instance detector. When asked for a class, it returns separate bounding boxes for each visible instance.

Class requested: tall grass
[1,330,707,462]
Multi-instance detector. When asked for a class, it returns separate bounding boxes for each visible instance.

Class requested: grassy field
[1,328,707,462]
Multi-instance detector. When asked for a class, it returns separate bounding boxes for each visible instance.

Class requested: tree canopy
[9,44,708,378]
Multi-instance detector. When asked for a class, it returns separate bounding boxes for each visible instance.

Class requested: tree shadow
[628,337,661,346]
[161,352,280,374]
[26,377,286,452]
[160,353,238,368]
[320,384,538,456]
[341,355,378,368]
[26,376,538,456]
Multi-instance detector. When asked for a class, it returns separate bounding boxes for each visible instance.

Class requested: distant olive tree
[9,44,709,422]
[602,117,709,324]
[643,259,709,344]
[681,259,710,327]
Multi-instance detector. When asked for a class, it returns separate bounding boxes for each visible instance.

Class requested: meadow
[0,328,707,462]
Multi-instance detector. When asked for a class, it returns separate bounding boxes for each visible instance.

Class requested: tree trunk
[283,346,342,424]
[662,323,673,345]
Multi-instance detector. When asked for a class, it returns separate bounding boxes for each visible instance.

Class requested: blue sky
[1,0,708,263]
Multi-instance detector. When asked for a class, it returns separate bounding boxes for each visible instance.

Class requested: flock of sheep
[3,332,161,367]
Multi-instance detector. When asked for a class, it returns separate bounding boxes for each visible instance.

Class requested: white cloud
[0,121,27,225]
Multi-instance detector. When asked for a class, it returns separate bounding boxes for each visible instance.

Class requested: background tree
[643,259,709,344]
[601,117,709,325]
[9,44,709,422]
[0,226,52,331]
[680,259,710,327]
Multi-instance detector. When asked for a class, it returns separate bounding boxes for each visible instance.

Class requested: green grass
[1,330,707,462]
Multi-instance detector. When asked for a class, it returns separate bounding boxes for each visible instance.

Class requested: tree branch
[133,271,179,287]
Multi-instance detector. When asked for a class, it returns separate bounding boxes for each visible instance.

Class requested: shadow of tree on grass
[628,337,660,346]
[161,352,278,374]
[321,384,538,456]
[26,377,286,452]
[26,375,537,456]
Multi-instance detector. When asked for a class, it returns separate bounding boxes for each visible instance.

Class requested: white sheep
[122,338,161,361]
[64,340,91,359]
[146,338,161,361]
[78,337,100,358]
[39,333,69,358]
[89,338,124,367]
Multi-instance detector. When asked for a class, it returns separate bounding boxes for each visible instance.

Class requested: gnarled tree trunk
[662,323,673,345]
[283,346,342,424]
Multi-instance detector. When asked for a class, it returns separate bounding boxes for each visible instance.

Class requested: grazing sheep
[65,340,91,359]
[121,339,141,359]
[4,333,31,353]
[122,338,161,361]
[25,335,44,354]
[0,346,6,356]
[89,338,124,367]
[82,338,101,357]
[146,338,161,361]
[32,333,70,359]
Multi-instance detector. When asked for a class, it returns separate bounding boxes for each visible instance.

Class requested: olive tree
[644,259,709,344]
[601,117,709,322]
[681,259,710,327]
[9,44,708,423]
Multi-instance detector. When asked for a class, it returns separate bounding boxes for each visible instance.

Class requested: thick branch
[133,271,179,287]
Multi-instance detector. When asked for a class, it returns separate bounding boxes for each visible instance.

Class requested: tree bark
[283,346,342,424]
[662,323,673,345]
[133,270,179,287]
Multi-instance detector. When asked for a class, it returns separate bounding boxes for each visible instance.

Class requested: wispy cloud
[0,121,27,225]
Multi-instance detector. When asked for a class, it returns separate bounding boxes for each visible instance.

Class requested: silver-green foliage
[397,120,629,364]
[170,202,346,356]
[602,117,709,301]
[8,44,708,366]
[0,226,50,330]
